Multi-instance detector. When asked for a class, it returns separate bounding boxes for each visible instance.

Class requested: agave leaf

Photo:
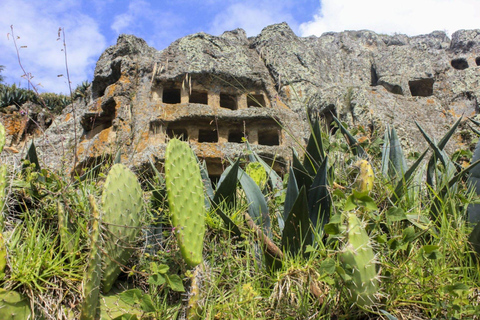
[283,166,299,225]
[438,117,462,150]
[469,220,480,258]
[469,117,480,127]
[416,122,456,185]
[214,159,240,207]
[292,151,312,190]
[211,159,242,238]
[238,167,271,238]
[431,158,480,222]
[25,140,41,172]
[198,159,214,210]
[392,149,428,202]
[303,118,325,176]
[281,186,311,256]
[381,126,391,178]
[332,115,366,157]
[114,149,122,164]
[387,127,407,181]
[308,156,330,234]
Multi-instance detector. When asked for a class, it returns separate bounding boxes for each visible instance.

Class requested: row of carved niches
[151,80,269,110]
[451,57,480,70]
[149,117,282,146]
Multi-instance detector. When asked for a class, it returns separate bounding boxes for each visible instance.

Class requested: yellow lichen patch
[427,99,435,104]
[134,131,150,153]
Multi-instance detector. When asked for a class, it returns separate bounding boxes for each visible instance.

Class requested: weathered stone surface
[7,24,480,176]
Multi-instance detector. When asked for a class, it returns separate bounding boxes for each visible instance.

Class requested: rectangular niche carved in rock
[228,130,244,143]
[247,94,266,108]
[189,90,208,104]
[258,129,280,146]
[409,78,434,97]
[198,129,218,143]
[220,93,237,110]
[163,87,181,104]
[167,128,188,141]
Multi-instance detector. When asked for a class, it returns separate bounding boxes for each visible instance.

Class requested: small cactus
[245,162,267,190]
[101,163,144,293]
[165,139,205,267]
[354,159,374,194]
[340,213,379,307]
[79,195,102,320]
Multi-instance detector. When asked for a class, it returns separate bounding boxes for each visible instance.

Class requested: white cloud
[0,0,106,93]
[300,0,480,37]
[209,1,297,37]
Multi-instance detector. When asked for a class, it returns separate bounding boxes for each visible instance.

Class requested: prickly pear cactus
[101,164,144,293]
[0,288,32,319]
[165,139,205,267]
[187,264,203,320]
[354,159,374,194]
[340,213,379,307]
[0,233,6,274]
[80,195,102,320]
[245,162,267,190]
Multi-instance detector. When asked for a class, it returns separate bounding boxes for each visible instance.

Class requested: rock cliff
[21,23,480,176]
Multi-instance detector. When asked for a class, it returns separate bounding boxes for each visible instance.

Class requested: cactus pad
[101,163,144,293]
[0,289,31,319]
[245,162,267,190]
[341,213,379,307]
[165,139,205,267]
[355,159,374,194]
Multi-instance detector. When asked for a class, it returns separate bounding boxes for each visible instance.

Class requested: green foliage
[165,138,206,267]
[0,84,35,108]
[101,164,144,293]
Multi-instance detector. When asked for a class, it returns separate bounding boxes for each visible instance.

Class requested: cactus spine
[165,139,205,267]
[80,195,102,320]
[341,213,379,307]
[355,159,374,194]
[101,163,144,293]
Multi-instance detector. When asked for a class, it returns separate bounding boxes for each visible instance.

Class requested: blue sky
[1,0,479,93]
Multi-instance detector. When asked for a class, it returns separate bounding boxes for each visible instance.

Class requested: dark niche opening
[247,94,265,108]
[258,129,280,146]
[451,58,469,70]
[198,129,218,143]
[370,65,379,86]
[380,82,403,95]
[228,130,244,143]
[220,93,237,110]
[163,87,181,104]
[409,78,434,97]
[476,57,480,66]
[189,90,208,104]
[167,128,188,141]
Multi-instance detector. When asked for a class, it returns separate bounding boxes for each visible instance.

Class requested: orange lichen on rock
[427,99,435,104]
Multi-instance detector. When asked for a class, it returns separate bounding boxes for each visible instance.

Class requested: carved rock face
[30,24,480,175]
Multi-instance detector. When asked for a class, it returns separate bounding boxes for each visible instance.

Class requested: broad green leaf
[165,274,185,292]
[308,156,330,231]
[148,274,166,286]
[402,226,416,243]
[319,258,336,275]
[303,118,325,176]
[283,166,299,225]
[281,186,311,256]
[332,115,366,157]
[238,167,271,237]
[386,207,407,223]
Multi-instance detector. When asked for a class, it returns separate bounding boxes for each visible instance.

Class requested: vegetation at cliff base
[0,112,480,320]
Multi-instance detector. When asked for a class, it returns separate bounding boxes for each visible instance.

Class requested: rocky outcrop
[24,23,480,176]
